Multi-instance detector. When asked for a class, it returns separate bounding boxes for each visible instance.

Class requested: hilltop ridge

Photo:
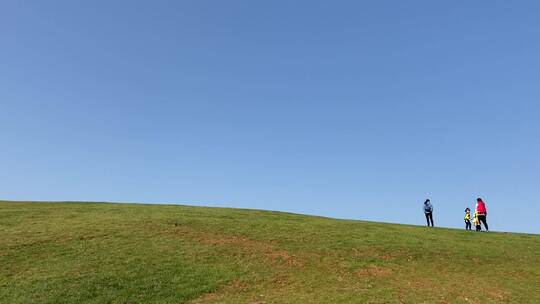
[1,201,539,303]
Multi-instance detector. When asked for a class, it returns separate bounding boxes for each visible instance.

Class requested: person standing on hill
[423,199,434,227]
[476,198,489,231]
[464,208,472,230]
[473,210,482,231]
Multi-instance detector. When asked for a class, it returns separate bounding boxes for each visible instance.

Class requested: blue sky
[1,1,539,234]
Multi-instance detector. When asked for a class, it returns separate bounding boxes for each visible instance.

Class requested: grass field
[1,201,539,304]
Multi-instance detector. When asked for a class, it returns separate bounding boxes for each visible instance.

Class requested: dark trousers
[478,215,489,231]
[425,212,434,227]
[465,220,471,230]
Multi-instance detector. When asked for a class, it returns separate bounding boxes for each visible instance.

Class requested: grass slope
[1,201,539,304]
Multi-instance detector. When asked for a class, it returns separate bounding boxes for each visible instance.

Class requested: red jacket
[476,202,487,215]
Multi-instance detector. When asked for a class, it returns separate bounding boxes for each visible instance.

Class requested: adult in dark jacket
[423,199,434,227]
[476,198,489,231]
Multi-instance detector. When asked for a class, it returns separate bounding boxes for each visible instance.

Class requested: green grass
[1,201,539,304]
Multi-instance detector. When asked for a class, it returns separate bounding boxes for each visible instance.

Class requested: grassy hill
[1,201,539,304]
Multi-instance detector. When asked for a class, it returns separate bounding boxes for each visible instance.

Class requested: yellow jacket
[473,212,480,226]
[464,212,471,221]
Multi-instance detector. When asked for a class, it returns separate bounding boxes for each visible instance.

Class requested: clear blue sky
[1,1,539,234]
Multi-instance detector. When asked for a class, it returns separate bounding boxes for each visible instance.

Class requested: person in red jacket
[475,198,489,231]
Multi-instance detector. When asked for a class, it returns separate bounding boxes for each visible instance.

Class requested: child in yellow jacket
[464,208,472,230]
[473,211,481,231]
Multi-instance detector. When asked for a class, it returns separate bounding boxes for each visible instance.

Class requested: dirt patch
[404,276,438,290]
[160,224,306,303]
[355,265,393,278]
[190,280,254,303]
[486,289,509,302]
[166,224,304,268]
[272,273,289,286]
